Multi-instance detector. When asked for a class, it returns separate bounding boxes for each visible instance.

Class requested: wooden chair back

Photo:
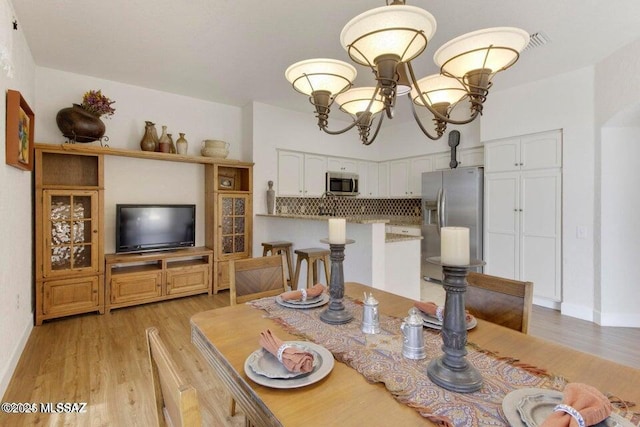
[229,254,288,305]
[146,327,202,427]
[465,272,533,334]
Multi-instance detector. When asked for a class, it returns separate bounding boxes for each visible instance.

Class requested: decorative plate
[244,341,334,389]
[278,293,324,306]
[247,343,320,379]
[502,388,633,427]
[418,311,477,330]
[275,293,329,309]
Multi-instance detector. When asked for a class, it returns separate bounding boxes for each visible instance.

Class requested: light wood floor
[2,290,639,427]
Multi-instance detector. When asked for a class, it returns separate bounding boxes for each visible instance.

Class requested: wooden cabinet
[205,163,253,293]
[484,131,562,302]
[35,147,105,325]
[277,151,326,197]
[105,247,213,312]
[435,147,484,170]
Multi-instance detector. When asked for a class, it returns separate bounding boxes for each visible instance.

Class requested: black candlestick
[319,238,354,325]
[425,257,485,393]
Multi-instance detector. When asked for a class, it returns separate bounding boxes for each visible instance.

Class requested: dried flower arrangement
[81,90,116,118]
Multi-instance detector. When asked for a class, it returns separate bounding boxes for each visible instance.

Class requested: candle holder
[319,238,355,325]
[425,257,486,393]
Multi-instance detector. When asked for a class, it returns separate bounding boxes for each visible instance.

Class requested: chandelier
[285,1,529,145]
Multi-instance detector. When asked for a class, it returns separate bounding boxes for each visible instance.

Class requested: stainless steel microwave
[326,171,359,196]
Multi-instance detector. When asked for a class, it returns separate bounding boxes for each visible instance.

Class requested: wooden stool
[293,248,331,290]
[261,241,294,287]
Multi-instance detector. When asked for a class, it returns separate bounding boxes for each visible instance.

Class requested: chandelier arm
[407,62,480,125]
[319,119,361,135]
[407,93,444,141]
[361,109,385,145]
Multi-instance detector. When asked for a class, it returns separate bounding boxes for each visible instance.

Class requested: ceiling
[12,0,640,121]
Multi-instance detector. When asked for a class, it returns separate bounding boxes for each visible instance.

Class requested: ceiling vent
[523,32,551,52]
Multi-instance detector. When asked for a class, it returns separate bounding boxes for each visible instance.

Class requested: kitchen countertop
[256,213,421,227]
[385,233,423,243]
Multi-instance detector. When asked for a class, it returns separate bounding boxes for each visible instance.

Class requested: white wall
[595,38,640,326]
[34,68,245,253]
[481,66,597,321]
[0,0,36,397]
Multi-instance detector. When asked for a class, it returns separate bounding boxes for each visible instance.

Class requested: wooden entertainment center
[34,143,253,325]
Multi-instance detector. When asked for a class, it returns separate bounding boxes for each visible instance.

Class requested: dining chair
[229,254,288,305]
[465,272,534,334]
[146,327,202,427]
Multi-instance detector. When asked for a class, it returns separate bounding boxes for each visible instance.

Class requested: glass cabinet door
[43,190,99,276]
[218,194,250,258]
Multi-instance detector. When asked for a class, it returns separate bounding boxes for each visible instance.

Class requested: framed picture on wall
[5,90,35,171]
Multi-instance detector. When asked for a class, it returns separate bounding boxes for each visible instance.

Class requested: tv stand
[105,246,213,313]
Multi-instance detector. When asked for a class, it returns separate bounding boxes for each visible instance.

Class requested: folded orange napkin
[280,283,325,301]
[414,301,473,323]
[540,383,612,427]
[258,329,314,373]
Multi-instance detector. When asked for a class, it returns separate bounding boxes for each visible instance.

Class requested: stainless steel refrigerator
[421,167,483,282]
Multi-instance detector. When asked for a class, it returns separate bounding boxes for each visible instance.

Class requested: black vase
[56,104,105,143]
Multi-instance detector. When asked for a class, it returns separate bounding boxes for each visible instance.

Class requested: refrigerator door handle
[436,188,443,235]
[440,188,446,229]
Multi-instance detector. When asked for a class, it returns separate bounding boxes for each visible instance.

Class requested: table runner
[250,296,568,426]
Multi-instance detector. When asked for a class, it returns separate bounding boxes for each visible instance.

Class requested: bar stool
[292,248,331,290]
[261,241,294,287]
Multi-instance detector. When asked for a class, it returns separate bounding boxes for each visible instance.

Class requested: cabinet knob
[519,209,523,212]
[514,209,518,212]
[514,163,518,166]
[520,162,524,166]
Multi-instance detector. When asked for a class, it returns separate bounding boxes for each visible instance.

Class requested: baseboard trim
[0,315,33,399]
[533,296,561,311]
[560,302,594,322]
[595,310,640,328]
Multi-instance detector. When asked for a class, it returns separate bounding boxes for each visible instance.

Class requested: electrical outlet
[300,205,306,213]
[16,294,19,310]
[414,206,420,215]
[576,226,588,239]
[360,205,365,214]
[281,205,288,214]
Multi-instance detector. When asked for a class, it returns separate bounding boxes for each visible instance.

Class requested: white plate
[502,387,634,427]
[247,344,321,379]
[278,293,323,306]
[418,311,477,330]
[275,293,329,309]
[244,341,334,389]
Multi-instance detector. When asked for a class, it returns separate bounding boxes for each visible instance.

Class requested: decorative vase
[158,126,171,153]
[140,121,158,151]
[56,104,105,143]
[267,181,275,214]
[167,133,176,154]
[201,139,229,158]
[176,133,188,155]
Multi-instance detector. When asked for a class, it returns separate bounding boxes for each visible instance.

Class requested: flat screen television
[115,204,196,253]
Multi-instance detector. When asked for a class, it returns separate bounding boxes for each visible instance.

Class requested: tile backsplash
[276,197,421,217]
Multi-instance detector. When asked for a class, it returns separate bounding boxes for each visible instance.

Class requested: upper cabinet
[277,151,327,197]
[327,157,357,173]
[485,131,561,173]
[435,147,484,170]
[357,160,379,197]
[389,156,433,197]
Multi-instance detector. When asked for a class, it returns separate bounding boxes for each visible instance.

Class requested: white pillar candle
[328,218,346,244]
[441,227,470,265]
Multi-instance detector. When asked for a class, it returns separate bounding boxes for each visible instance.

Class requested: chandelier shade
[434,27,530,78]
[411,74,467,107]
[340,5,436,66]
[335,87,385,116]
[285,58,357,96]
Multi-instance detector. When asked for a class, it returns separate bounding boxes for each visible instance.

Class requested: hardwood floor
[2,290,639,426]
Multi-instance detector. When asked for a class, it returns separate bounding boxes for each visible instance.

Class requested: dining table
[190,282,640,426]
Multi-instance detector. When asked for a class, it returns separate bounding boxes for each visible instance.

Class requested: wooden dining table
[190,282,640,426]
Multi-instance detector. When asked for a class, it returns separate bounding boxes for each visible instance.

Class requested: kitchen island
[254,214,422,300]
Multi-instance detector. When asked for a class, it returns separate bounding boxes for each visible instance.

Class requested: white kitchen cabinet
[389,157,433,197]
[485,130,561,173]
[327,157,357,173]
[378,162,389,197]
[484,159,562,302]
[277,151,327,197]
[358,161,379,197]
[435,147,484,170]
[387,225,421,236]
